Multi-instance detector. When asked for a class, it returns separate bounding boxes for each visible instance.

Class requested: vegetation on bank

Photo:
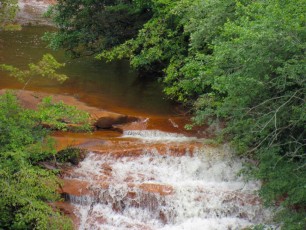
[0,92,88,229]
[0,34,89,228]
[0,0,19,30]
[0,89,90,229]
[46,0,305,228]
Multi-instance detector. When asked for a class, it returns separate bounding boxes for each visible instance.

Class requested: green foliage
[37,96,91,131]
[0,160,72,229]
[0,91,90,228]
[0,91,90,141]
[0,54,68,89]
[0,92,73,229]
[0,0,18,30]
[56,147,87,165]
[97,0,188,75]
[192,0,305,228]
[0,92,44,153]
[44,0,153,57]
[253,148,306,229]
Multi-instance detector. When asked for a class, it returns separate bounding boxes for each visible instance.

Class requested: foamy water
[64,131,275,229]
[122,130,199,142]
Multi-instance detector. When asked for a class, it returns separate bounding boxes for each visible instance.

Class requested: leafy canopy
[44,0,153,57]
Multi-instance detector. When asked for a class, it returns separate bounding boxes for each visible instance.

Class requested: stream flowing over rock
[59,121,275,230]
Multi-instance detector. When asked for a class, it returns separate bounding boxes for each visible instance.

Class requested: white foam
[122,130,199,142]
[66,146,275,229]
[161,217,253,230]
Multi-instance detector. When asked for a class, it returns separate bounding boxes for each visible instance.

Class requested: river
[0,26,275,229]
[0,26,175,116]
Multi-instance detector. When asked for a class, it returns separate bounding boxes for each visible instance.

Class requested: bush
[56,147,87,165]
[0,92,92,229]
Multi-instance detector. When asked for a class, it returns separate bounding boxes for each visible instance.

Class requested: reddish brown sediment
[0,89,133,118]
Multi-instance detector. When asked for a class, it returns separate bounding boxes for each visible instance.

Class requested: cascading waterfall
[63,130,275,230]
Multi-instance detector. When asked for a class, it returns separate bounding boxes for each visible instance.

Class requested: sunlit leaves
[0,54,68,89]
[37,96,91,131]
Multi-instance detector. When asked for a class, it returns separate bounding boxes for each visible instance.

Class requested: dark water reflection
[0,26,175,116]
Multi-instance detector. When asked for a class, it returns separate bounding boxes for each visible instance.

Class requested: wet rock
[52,130,121,151]
[139,183,174,196]
[60,179,91,197]
[56,147,87,165]
[76,140,106,149]
[159,211,168,224]
[91,141,203,158]
[95,115,127,129]
[109,127,124,133]
[95,115,138,129]
[50,201,80,228]
[52,201,75,216]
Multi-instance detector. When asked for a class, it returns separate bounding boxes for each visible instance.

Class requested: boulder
[59,179,91,197]
[95,115,138,129]
[139,183,174,196]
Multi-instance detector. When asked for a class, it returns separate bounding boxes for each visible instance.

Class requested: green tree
[0,92,75,229]
[0,0,19,30]
[44,0,153,57]
[192,1,306,228]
